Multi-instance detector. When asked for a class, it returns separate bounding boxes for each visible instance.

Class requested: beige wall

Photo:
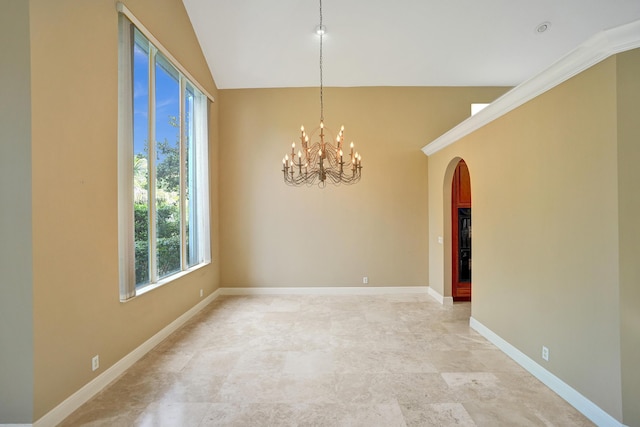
[616,48,640,427]
[29,0,220,419]
[219,87,508,288]
[428,57,625,420]
[0,1,34,422]
[16,0,637,422]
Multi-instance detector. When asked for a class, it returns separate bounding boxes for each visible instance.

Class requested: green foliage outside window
[133,126,182,286]
[134,203,149,285]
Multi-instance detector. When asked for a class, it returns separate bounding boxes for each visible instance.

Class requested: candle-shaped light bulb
[292,142,295,149]
[282,158,286,164]
[301,125,304,132]
[350,142,354,149]
[336,135,340,142]
[341,125,344,132]
[305,136,309,143]
[298,150,302,158]
[320,121,324,129]
[318,149,322,156]
[285,154,289,161]
[339,149,343,157]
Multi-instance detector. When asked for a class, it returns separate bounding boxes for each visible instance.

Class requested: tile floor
[60,293,594,426]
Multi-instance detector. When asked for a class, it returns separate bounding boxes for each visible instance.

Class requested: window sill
[121,261,211,302]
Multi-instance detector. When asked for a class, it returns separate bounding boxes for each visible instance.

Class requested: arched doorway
[451,159,471,301]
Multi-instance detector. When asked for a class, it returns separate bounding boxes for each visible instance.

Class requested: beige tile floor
[60,294,594,426]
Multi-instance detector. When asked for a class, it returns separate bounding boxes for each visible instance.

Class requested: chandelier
[281,0,362,187]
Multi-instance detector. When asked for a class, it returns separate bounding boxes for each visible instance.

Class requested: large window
[118,12,210,300]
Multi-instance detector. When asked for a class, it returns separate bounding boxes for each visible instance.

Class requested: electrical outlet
[542,346,549,361]
[438,236,443,244]
[363,276,368,284]
[92,355,100,371]
[200,289,203,297]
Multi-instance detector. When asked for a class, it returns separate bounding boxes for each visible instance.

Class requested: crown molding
[422,19,640,156]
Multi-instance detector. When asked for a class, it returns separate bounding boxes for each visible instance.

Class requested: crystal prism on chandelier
[281,0,363,187]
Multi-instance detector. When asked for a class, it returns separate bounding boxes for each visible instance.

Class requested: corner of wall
[615,47,640,427]
[0,0,34,423]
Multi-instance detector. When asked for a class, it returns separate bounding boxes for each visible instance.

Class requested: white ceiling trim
[422,19,640,156]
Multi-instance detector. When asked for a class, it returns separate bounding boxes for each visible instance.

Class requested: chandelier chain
[319,0,323,122]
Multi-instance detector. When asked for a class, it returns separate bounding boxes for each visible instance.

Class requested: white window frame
[117,5,212,301]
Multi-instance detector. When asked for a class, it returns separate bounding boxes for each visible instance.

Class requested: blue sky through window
[133,32,180,160]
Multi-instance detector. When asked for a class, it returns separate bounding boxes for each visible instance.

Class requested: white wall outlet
[438,236,443,244]
[363,276,368,284]
[200,289,203,297]
[542,346,549,361]
[92,355,99,371]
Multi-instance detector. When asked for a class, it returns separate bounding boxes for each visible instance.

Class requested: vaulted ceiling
[182,0,640,89]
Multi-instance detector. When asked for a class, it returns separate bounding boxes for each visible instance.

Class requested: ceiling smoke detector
[535,21,551,34]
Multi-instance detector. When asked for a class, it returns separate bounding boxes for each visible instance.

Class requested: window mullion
[148,44,158,283]
[179,76,188,271]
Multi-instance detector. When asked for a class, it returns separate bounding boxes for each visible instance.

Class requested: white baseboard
[469,317,624,427]
[33,290,222,427]
[219,286,429,296]
[33,285,431,426]
[427,286,453,305]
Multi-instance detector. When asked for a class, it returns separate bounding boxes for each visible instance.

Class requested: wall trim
[422,19,640,156]
[219,286,429,296]
[469,317,625,427]
[427,286,453,305]
[33,289,222,427]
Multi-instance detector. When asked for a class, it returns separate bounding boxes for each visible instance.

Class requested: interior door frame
[451,159,471,301]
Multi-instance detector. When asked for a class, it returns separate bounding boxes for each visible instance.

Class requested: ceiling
[182,0,640,89]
